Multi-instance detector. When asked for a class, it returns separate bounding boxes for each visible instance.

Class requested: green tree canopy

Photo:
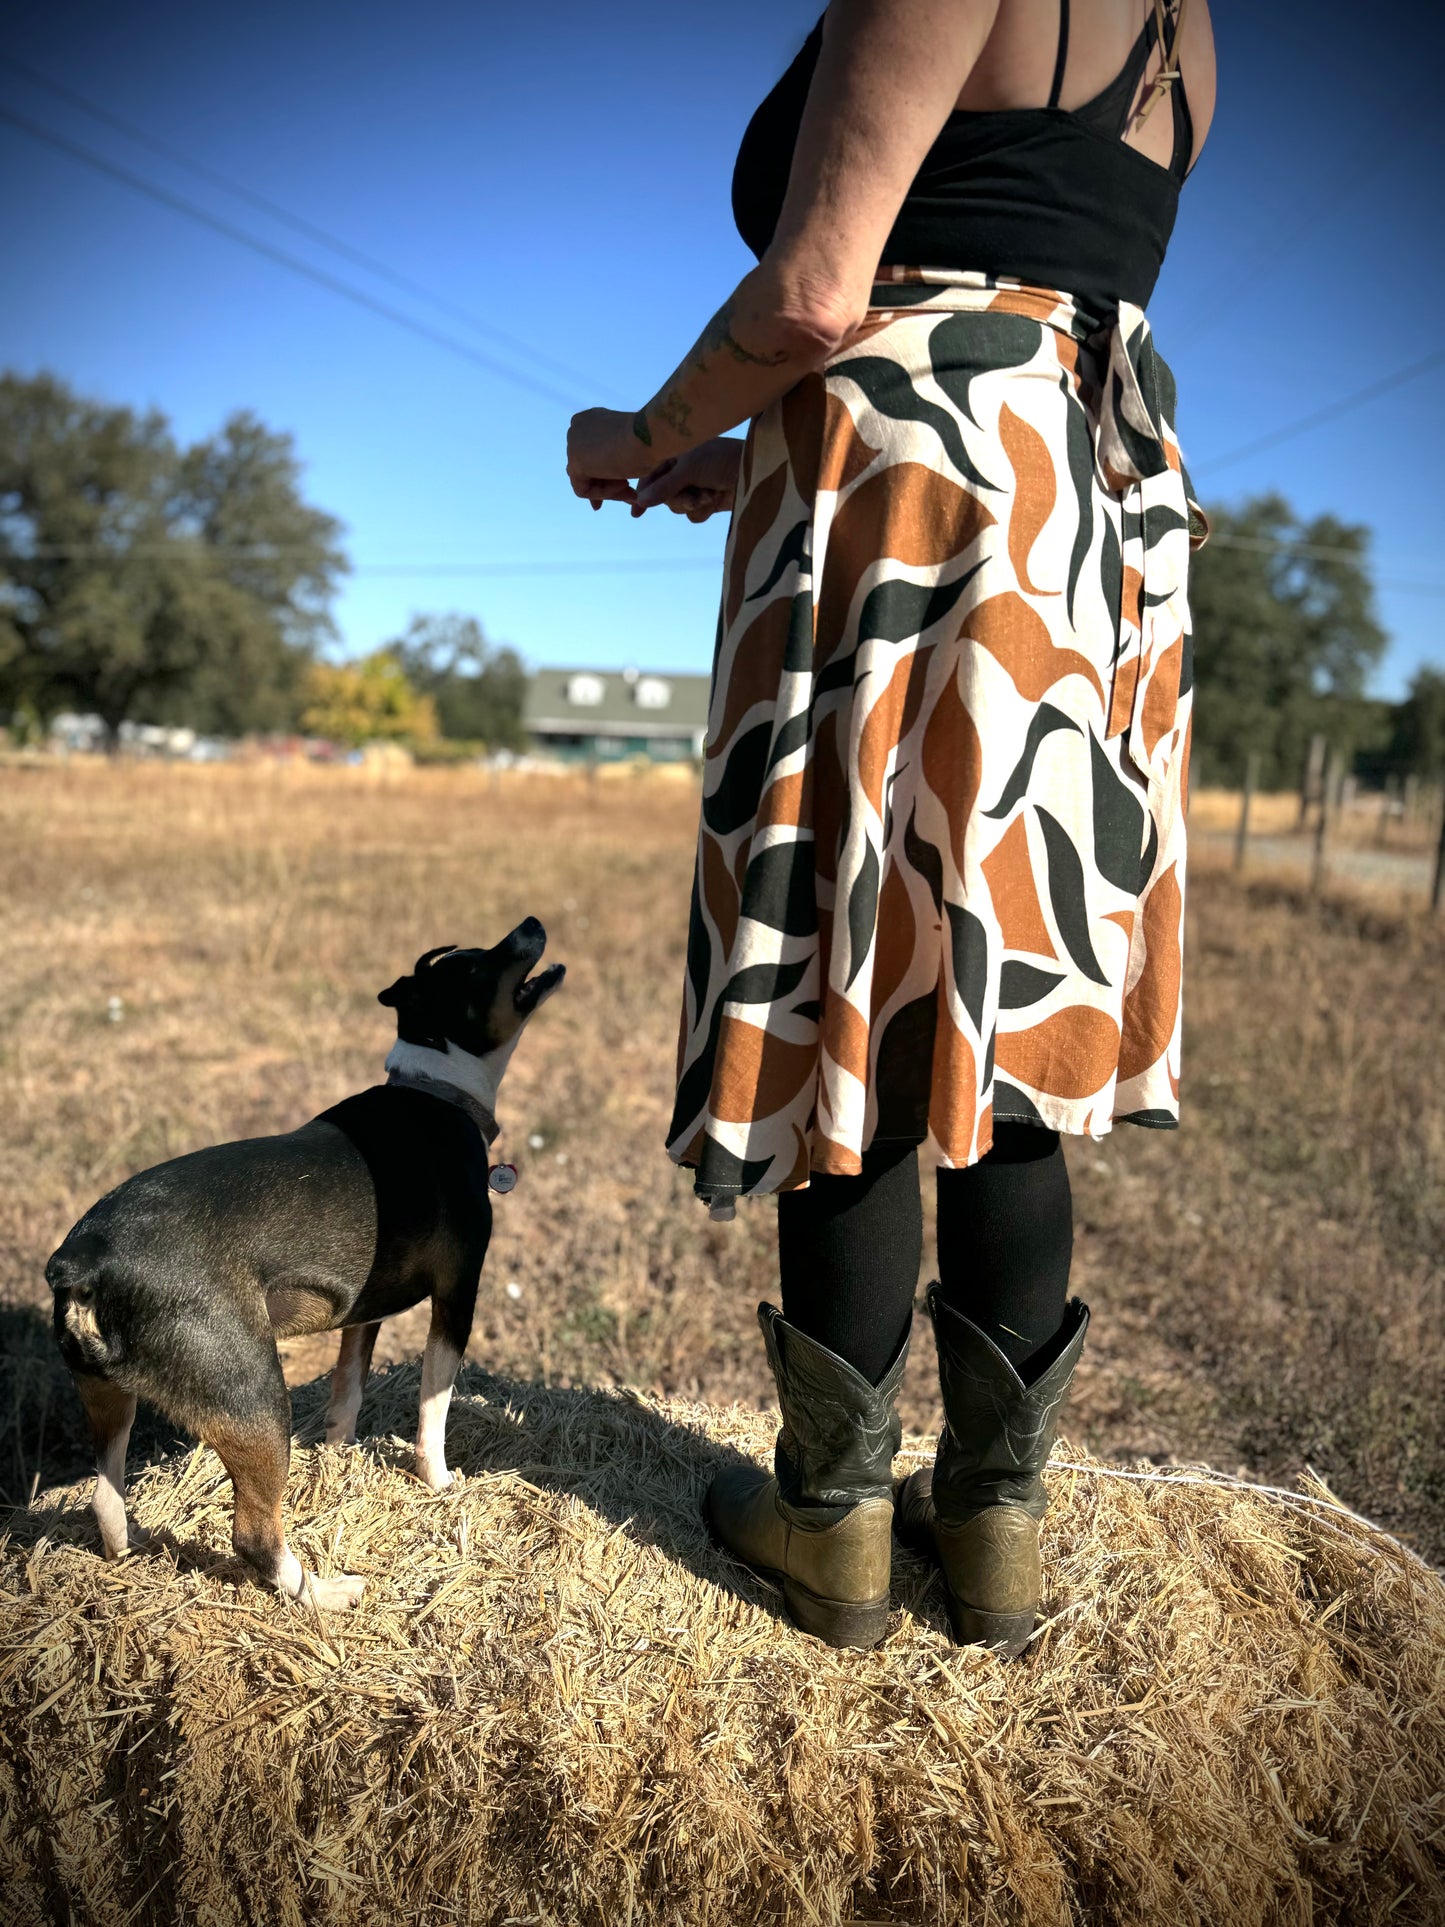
[1383,667,1445,782]
[0,371,347,740]
[300,650,437,748]
[388,612,528,749]
[1189,493,1389,789]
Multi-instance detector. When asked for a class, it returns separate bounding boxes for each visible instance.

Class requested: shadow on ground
[0,1301,191,1512]
[2,1307,950,1641]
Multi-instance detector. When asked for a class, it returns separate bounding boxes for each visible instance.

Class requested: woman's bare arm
[636,0,1003,452]
[568,0,1001,493]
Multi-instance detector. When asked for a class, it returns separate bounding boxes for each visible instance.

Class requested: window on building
[634,676,671,709]
[566,673,605,707]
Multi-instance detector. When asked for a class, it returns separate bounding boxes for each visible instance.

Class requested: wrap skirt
[666,270,1207,1208]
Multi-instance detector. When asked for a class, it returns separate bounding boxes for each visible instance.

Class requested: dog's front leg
[325,1321,380,1446]
[415,1301,467,1490]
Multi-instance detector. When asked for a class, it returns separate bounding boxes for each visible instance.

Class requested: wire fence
[1221,733,1445,912]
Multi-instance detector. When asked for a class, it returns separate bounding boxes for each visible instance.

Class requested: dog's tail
[46,1236,119,1375]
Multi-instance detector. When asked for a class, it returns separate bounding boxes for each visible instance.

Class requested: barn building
[524,667,709,763]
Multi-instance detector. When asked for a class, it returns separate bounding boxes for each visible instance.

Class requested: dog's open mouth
[513,961,566,1015]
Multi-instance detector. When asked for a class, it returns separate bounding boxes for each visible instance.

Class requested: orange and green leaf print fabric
[666,271,1207,1205]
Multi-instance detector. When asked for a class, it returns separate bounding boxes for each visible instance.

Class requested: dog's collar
[385,1068,499,1146]
[384,1040,502,1148]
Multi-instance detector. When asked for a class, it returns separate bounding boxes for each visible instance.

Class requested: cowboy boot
[706,1303,911,1650]
[896,1285,1089,1658]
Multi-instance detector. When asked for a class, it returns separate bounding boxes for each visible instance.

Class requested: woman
[567,0,1215,1655]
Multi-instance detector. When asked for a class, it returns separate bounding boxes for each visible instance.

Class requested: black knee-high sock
[777,1142,921,1385]
[935,1124,1073,1377]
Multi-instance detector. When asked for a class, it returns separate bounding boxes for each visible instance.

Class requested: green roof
[524,668,710,736]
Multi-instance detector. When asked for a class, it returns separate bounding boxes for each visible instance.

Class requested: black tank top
[732,3,1194,319]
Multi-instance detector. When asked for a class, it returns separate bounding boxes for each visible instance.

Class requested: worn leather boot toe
[707,1463,895,1648]
[895,1288,1089,1659]
[705,1304,910,1651]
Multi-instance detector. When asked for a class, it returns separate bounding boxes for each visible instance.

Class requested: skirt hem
[670,1106,1180,1199]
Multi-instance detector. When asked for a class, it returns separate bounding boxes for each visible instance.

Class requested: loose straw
[1049,1457,1443,1583]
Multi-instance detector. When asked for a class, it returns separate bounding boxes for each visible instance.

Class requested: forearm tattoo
[696,300,791,369]
[633,299,791,450]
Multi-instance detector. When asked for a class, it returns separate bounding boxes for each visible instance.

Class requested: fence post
[1377,774,1399,848]
[1233,751,1259,873]
[1310,749,1338,896]
[1299,732,1327,829]
[1432,787,1445,914]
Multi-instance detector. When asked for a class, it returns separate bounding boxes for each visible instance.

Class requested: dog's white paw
[100,1521,152,1561]
[301,1571,367,1610]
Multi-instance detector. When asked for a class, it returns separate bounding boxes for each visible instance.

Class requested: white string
[895,1444,1441,1582]
[1046,1458,1442,1584]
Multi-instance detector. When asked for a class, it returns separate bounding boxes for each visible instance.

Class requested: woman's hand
[567,407,650,510]
[630,438,746,522]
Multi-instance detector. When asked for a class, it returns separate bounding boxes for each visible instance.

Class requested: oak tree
[0,372,347,741]
[388,612,528,749]
[1189,493,1388,790]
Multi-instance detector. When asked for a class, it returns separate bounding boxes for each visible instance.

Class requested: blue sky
[3,0,1441,698]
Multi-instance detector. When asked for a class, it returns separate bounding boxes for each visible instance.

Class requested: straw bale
[2,1361,1441,1926]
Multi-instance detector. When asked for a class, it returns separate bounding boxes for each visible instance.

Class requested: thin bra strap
[1048,0,1071,111]
[1066,6,1159,141]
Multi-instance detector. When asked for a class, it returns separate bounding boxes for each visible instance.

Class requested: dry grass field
[2,761,1441,1555]
[1,761,1442,1924]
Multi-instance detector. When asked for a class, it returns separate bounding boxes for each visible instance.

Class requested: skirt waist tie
[1094,301,1209,787]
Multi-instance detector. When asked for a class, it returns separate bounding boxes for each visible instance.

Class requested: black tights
[776,1126,1073,1384]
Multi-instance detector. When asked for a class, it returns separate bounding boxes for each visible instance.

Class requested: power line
[1207,533,1377,564]
[1191,347,1445,476]
[23,534,1415,566]
[11,544,723,578]
[353,558,722,579]
[10,541,1443,595]
[7,66,1441,540]
[11,81,1438,528]
[357,561,1441,593]
[0,54,619,404]
[1204,532,1445,595]
[0,103,587,411]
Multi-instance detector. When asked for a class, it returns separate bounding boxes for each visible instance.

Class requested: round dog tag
[488,1163,518,1195]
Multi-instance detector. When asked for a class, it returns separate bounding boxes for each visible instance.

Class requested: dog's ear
[379,945,458,1008]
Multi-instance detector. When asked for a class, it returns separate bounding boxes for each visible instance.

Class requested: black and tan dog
[46,920,564,1608]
